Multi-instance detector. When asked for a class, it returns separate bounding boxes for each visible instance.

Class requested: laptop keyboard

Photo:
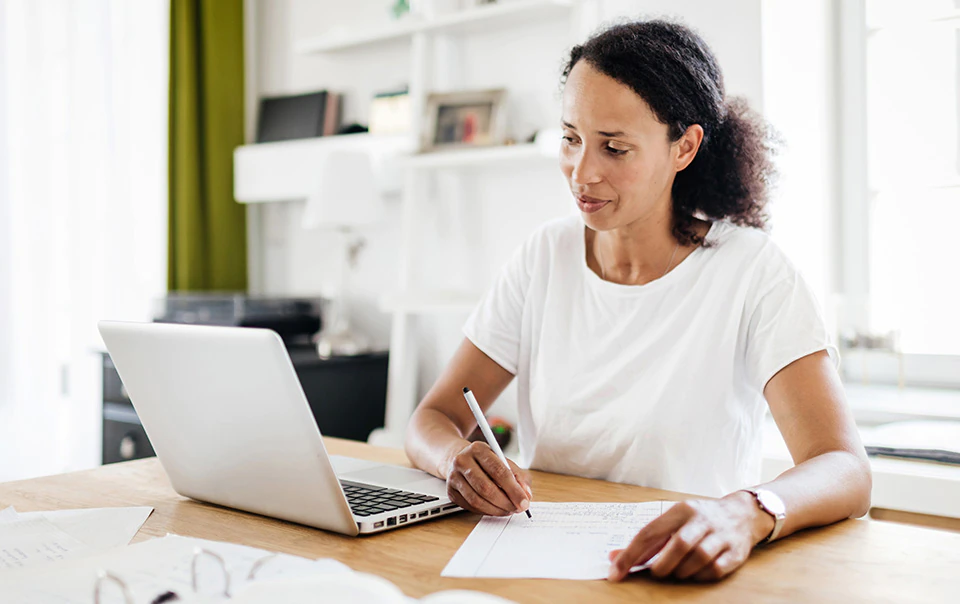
[340,480,441,517]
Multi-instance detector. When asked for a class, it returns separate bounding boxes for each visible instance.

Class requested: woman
[405,20,871,582]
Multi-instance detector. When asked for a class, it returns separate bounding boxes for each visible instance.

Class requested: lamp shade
[302,150,385,229]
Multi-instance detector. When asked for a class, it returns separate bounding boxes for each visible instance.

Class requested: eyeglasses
[93,548,280,604]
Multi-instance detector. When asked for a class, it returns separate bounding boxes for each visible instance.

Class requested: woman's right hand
[445,441,533,516]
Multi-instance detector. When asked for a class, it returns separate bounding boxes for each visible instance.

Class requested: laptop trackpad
[339,465,448,497]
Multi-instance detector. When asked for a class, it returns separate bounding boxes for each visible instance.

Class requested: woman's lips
[576,195,610,214]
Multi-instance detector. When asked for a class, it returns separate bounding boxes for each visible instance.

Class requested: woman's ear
[674,124,704,172]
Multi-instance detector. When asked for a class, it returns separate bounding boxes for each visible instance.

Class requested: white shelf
[844,384,960,425]
[403,142,557,170]
[763,450,960,520]
[297,19,419,54]
[379,291,482,314]
[296,0,573,54]
[762,417,960,519]
[233,134,413,203]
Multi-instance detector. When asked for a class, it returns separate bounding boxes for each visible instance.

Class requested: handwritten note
[442,501,675,580]
[0,506,152,579]
[0,516,92,571]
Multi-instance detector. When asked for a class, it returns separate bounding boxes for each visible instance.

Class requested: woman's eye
[562,135,579,144]
[605,145,628,156]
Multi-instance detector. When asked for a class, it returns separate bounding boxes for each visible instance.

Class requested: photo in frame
[421,89,507,152]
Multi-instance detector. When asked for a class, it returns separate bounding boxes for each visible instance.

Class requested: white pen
[462,387,532,519]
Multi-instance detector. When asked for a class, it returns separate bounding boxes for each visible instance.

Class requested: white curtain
[0,0,169,480]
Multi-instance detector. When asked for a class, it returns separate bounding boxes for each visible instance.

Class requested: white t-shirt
[463,215,837,497]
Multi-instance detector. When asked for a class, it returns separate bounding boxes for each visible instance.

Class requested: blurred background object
[154,293,322,344]
[369,87,411,135]
[468,416,513,451]
[302,150,386,358]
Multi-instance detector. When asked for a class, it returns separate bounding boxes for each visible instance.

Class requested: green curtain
[168,0,247,291]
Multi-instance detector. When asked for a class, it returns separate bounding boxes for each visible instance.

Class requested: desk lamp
[302,150,385,358]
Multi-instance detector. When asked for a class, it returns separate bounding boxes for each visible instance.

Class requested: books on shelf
[256,90,343,143]
[323,92,343,136]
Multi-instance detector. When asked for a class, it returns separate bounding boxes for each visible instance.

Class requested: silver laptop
[97,320,460,536]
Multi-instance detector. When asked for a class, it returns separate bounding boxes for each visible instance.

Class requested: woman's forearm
[754,352,874,542]
[744,449,872,542]
[404,338,517,481]
[405,407,472,480]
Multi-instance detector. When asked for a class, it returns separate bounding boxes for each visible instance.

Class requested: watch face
[757,490,786,516]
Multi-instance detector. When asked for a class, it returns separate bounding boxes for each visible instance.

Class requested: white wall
[247,0,832,427]
[601,0,764,109]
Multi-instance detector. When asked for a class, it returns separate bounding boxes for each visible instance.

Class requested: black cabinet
[101,347,389,464]
[102,355,154,464]
[286,347,391,444]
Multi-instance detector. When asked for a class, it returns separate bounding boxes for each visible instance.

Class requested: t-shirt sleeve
[744,270,840,393]
[462,240,534,375]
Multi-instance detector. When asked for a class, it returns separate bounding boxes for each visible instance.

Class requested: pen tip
[525,510,532,519]
[462,387,469,393]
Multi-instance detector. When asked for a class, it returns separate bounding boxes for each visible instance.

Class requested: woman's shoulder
[705,219,770,250]
[498,215,581,280]
[705,220,800,285]
[516,214,582,258]
[527,214,582,243]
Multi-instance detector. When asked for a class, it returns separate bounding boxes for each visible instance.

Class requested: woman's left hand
[607,491,774,582]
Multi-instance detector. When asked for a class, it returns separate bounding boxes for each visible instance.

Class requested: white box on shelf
[233,134,414,203]
[403,142,557,170]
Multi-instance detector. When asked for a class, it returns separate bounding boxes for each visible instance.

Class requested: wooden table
[2,438,958,603]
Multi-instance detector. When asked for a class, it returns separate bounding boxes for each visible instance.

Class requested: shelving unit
[368,1,592,448]
[296,0,573,54]
[233,138,560,203]
[235,0,597,448]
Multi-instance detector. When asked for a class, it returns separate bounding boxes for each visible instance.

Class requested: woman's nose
[570,149,602,185]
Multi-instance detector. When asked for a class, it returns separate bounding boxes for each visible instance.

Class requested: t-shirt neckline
[580,220,718,294]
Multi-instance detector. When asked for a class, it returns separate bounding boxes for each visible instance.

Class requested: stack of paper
[0,505,153,572]
[0,534,515,603]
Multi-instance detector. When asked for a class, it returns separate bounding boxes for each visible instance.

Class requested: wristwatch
[743,488,786,544]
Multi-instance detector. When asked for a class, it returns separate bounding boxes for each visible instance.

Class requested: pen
[462,387,532,519]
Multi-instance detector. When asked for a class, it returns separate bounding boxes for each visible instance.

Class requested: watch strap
[744,488,785,544]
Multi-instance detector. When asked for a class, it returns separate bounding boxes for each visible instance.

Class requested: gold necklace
[597,237,681,283]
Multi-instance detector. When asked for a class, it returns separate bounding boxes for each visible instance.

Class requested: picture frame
[421,89,507,152]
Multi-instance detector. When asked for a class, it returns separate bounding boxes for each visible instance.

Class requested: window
[0,0,168,480]
[839,0,960,388]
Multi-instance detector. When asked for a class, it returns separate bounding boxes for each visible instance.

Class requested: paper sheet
[442,501,675,580]
[0,506,19,522]
[1,532,515,604]
[0,506,153,574]
[19,506,154,551]
[0,534,353,603]
[231,575,519,604]
[0,516,92,571]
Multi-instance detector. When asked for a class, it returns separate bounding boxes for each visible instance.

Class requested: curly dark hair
[561,20,777,246]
